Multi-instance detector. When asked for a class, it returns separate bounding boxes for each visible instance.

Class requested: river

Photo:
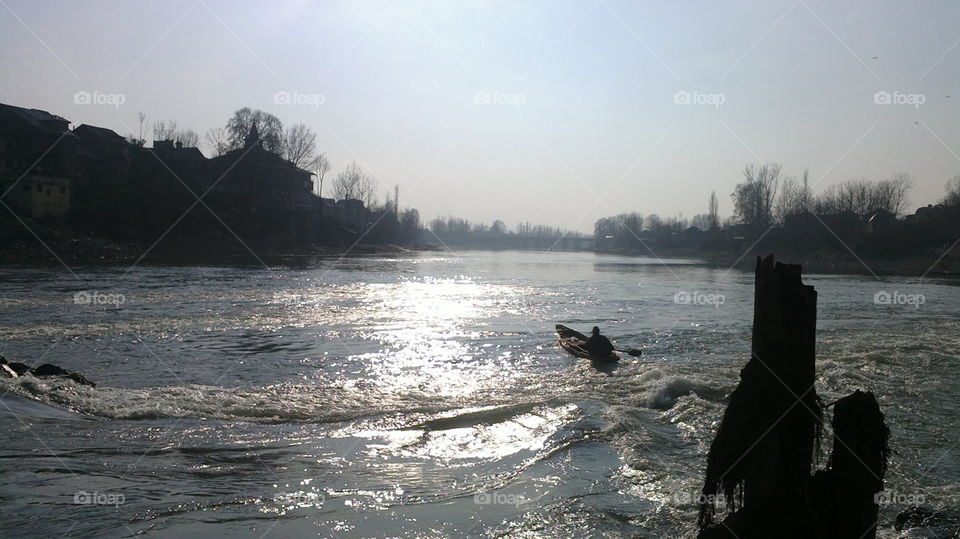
[0,250,957,537]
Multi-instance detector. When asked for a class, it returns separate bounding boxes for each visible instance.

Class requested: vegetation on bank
[592,164,960,273]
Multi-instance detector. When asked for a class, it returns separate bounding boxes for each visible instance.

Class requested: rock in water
[0,357,95,386]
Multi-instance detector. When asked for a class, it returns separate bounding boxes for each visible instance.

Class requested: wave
[0,375,483,424]
[635,369,726,410]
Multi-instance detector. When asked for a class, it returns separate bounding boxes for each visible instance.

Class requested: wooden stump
[697,255,888,539]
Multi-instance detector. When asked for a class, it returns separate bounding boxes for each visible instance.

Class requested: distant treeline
[594,163,960,255]
[429,216,586,239]
[427,216,589,249]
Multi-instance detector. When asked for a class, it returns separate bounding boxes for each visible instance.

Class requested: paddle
[617,347,643,357]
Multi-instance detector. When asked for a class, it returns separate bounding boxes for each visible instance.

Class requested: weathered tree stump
[697,255,888,539]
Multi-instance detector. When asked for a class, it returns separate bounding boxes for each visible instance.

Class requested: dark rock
[0,359,95,386]
[1,363,17,378]
[33,364,69,376]
[33,363,95,387]
[8,362,32,376]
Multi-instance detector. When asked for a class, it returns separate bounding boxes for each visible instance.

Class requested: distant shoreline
[593,245,960,279]
[2,218,957,278]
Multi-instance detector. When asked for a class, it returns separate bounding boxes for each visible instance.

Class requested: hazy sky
[1,0,957,232]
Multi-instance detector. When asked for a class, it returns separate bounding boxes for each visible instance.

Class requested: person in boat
[584,326,614,357]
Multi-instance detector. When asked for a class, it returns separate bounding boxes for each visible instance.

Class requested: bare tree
[313,154,331,196]
[875,173,912,215]
[943,175,960,208]
[281,123,317,169]
[332,161,378,207]
[225,107,283,153]
[691,213,711,230]
[814,174,911,216]
[152,120,178,142]
[645,214,662,231]
[775,170,813,222]
[174,129,200,148]
[708,190,720,230]
[204,128,230,157]
[399,208,421,240]
[135,112,147,146]
[732,163,781,232]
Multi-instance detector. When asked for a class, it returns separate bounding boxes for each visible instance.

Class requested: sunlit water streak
[0,250,957,537]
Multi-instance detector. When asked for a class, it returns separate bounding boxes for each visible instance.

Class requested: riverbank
[4,216,957,277]
[0,215,419,268]
[595,245,960,278]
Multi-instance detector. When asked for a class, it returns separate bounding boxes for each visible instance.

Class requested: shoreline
[593,246,960,279]
[2,219,956,278]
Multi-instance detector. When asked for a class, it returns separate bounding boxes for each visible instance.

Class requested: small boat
[556,324,620,362]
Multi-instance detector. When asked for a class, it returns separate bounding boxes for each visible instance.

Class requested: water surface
[0,250,957,537]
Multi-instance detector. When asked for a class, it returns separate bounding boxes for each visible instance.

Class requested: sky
[1,0,957,233]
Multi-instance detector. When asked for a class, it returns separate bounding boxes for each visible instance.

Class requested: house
[205,125,316,240]
[332,198,369,231]
[0,103,75,218]
[207,126,313,208]
[863,208,898,235]
[676,225,704,247]
[148,139,209,189]
[3,175,70,218]
[819,210,862,241]
[784,210,818,242]
[73,124,131,188]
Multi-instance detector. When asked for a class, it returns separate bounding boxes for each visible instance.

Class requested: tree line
[593,162,960,254]
[731,163,913,233]
[429,216,585,239]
